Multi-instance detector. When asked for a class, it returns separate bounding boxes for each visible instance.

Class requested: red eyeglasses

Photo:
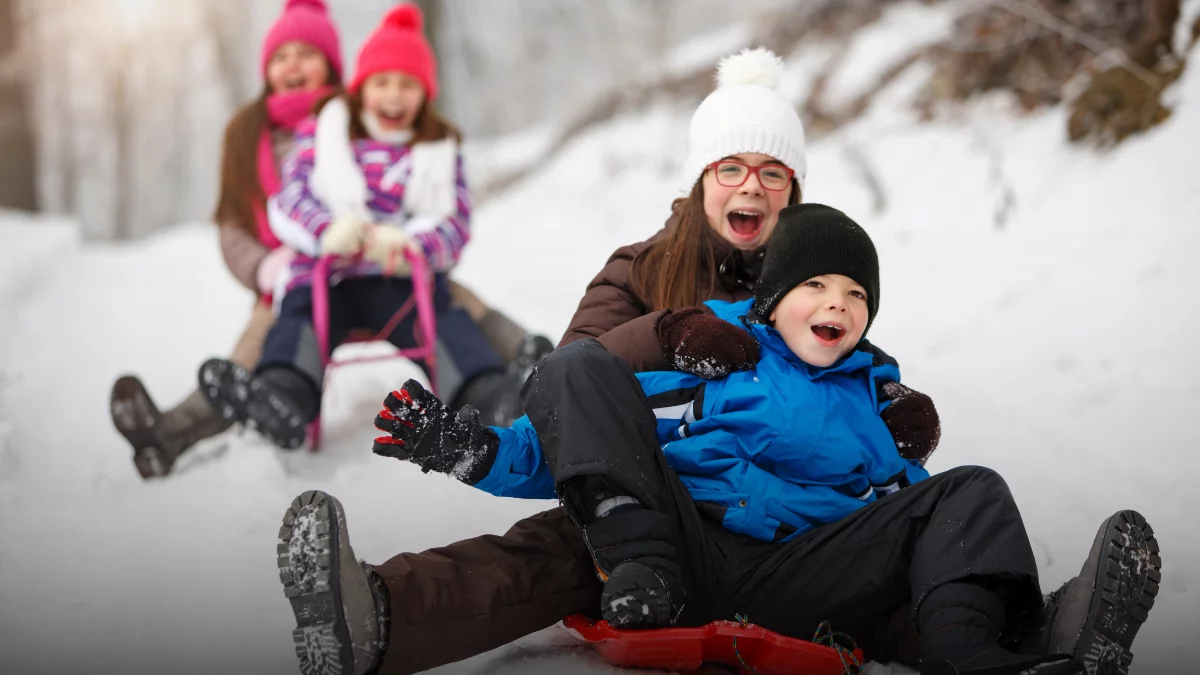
[706,160,795,191]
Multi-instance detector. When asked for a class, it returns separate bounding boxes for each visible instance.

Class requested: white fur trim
[268,195,322,257]
[311,97,373,222]
[716,48,784,90]
[361,111,414,146]
[405,137,458,220]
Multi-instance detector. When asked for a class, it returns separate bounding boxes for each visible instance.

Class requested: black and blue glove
[373,379,499,485]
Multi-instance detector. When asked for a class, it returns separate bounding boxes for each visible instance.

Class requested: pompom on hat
[684,48,807,194]
[349,3,439,100]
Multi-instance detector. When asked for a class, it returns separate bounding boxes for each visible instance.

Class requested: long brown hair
[629,176,802,311]
[323,90,462,144]
[213,92,270,235]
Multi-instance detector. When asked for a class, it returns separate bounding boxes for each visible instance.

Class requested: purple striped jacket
[267,117,472,292]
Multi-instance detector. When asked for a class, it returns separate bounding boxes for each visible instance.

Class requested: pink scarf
[252,87,334,249]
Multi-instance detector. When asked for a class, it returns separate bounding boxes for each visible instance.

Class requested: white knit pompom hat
[683,48,807,193]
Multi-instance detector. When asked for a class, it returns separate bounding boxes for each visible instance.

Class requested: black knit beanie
[750,203,880,335]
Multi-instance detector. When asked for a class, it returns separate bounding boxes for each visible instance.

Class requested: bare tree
[0,0,37,211]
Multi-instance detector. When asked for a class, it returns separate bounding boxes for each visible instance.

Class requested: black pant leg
[521,338,724,625]
[727,466,1040,658]
[258,284,355,391]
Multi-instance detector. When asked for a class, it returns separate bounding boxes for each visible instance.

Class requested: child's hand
[656,306,759,379]
[256,246,296,296]
[320,215,368,256]
[373,380,499,484]
[364,224,421,276]
[880,381,941,464]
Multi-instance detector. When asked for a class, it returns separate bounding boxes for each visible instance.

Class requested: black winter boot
[1022,510,1161,675]
[452,370,524,428]
[278,490,389,675]
[918,582,1083,675]
[510,333,554,386]
[198,359,317,450]
[580,505,686,629]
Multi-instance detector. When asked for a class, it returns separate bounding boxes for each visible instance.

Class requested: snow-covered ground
[3,6,1197,674]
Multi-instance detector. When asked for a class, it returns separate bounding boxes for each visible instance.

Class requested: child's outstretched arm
[372,379,555,499]
[403,151,472,273]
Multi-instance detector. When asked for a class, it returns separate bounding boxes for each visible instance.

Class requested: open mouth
[727,210,764,240]
[279,75,307,92]
[377,110,409,127]
[810,323,845,346]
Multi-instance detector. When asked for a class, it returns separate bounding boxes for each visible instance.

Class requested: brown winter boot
[110,376,232,479]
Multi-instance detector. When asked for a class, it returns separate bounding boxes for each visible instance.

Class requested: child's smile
[265,41,331,95]
[726,208,764,242]
[701,152,794,251]
[769,275,868,367]
[361,70,427,135]
[809,321,846,346]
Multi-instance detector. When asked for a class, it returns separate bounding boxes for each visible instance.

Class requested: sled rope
[731,613,763,675]
[812,620,863,674]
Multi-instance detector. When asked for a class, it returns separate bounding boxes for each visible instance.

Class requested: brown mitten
[655,306,759,379]
[880,381,941,464]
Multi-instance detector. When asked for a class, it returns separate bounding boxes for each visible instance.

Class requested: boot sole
[198,359,306,450]
[1060,510,1161,675]
[278,490,354,675]
[110,376,172,479]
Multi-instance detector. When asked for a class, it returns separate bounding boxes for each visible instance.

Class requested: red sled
[561,614,864,675]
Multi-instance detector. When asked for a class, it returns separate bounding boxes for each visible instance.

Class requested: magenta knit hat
[349,4,438,100]
[260,0,343,82]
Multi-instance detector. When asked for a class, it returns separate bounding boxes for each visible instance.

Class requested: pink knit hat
[260,0,343,82]
[349,4,438,100]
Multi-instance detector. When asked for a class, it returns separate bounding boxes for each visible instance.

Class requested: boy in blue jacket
[284,205,1160,675]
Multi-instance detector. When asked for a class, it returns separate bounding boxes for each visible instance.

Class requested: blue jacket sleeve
[471,416,557,499]
[635,369,708,444]
[473,370,707,499]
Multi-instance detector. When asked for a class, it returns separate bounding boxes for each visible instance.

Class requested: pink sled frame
[307,251,439,450]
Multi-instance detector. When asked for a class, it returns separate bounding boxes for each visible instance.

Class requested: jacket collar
[702,222,766,294]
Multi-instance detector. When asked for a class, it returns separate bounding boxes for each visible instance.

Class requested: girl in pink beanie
[196,4,538,454]
[109,0,343,479]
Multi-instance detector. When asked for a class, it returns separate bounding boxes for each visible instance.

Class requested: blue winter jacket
[473,298,930,543]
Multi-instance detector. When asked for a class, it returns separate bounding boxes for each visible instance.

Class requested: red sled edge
[561,614,864,675]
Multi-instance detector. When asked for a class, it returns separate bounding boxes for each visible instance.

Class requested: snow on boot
[198,359,311,450]
[1040,510,1161,674]
[278,490,388,675]
[580,500,686,630]
[111,376,232,478]
[601,560,680,630]
[111,375,175,478]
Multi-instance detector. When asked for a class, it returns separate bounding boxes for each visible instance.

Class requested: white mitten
[320,215,368,256]
[364,224,422,276]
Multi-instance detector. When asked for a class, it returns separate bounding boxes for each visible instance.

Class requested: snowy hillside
[3,5,1198,674]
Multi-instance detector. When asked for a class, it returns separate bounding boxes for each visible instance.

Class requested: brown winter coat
[560,214,764,371]
[217,128,295,291]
